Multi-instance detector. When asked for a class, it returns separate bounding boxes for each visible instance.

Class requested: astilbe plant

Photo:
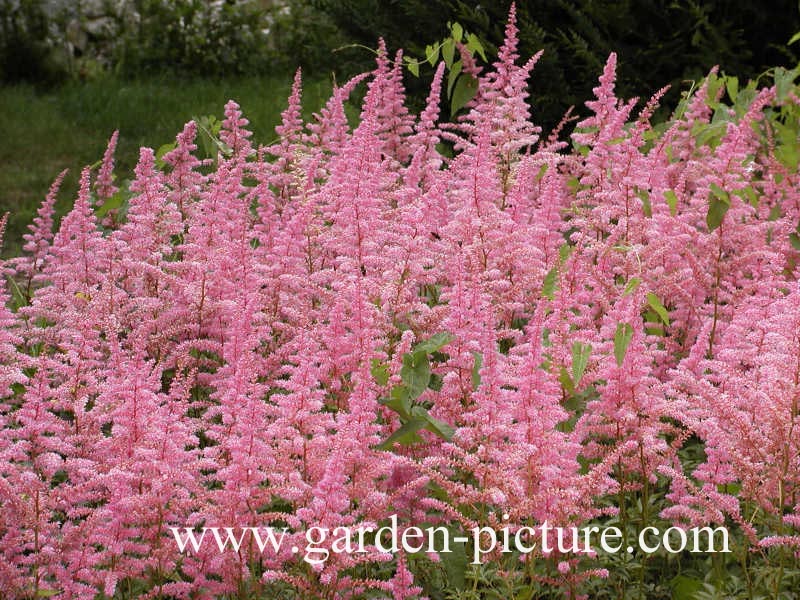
[2,5,800,598]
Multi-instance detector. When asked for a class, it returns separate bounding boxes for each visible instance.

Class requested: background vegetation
[1,0,799,246]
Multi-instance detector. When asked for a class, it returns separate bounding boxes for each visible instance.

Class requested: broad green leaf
[535,163,548,181]
[623,277,641,295]
[400,351,431,400]
[440,527,468,588]
[414,332,454,354]
[614,322,634,367]
[571,341,592,385]
[790,232,800,251]
[377,418,427,450]
[466,33,486,60]
[663,190,678,216]
[558,365,574,394]
[471,351,482,390]
[370,358,390,386]
[425,44,439,66]
[406,60,419,77]
[706,196,730,231]
[542,267,558,300]
[706,184,730,231]
[671,575,703,600]
[451,22,463,42]
[558,243,575,264]
[423,412,455,440]
[442,37,455,68]
[789,31,800,45]
[450,74,478,115]
[636,188,652,218]
[381,385,412,419]
[725,76,738,103]
[447,60,462,97]
[646,292,670,326]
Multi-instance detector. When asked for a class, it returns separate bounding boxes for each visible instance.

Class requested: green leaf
[379,385,412,419]
[471,351,483,390]
[614,322,634,367]
[558,365,574,394]
[646,292,670,326]
[663,190,678,216]
[571,341,592,385]
[36,591,60,598]
[636,188,652,218]
[414,332,454,354]
[406,60,419,77]
[790,232,800,251]
[671,575,703,600]
[451,22,463,42]
[377,418,427,450]
[450,74,478,116]
[623,277,641,295]
[466,33,486,61]
[706,196,730,231]
[370,358,390,386]
[155,142,177,168]
[542,267,558,300]
[706,184,730,231]
[400,352,431,400]
[442,37,455,68]
[725,76,738,103]
[425,44,439,66]
[446,60,462,97]
[440,527,468,588]
[535,163,549,181]
[423,412,455,440]
[789,31,800,45]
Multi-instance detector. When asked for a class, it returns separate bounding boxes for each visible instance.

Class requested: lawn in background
[0,73,334,257]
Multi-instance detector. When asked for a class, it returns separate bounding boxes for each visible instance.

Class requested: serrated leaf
[725,76,738,103]
[471,352,482,390]
[450,74,478,115]
[377,418,427,450]
[370,358,390,386]
[414,332,454,354]
[614,322,634,367]
[706,196,730,231]
[558,365,574,393]
[400,352,430,400]
[664,190,678,216]
[571,341,592,385]
[423,412,455,440]
[440,527,468,588]
[646,292,670,326]
[425,44,439,66]
[624,277,641,295]
[466,33,486,60]
[542,267,558,300]
[442,37,455,68]
[636,188,652,218]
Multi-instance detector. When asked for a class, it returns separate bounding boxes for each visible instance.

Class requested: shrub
[1,5,800,598]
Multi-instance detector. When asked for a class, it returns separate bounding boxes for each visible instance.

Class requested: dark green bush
[312,0,800,129]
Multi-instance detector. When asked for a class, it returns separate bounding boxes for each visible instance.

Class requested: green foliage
[0,0,67,84]
[313,0,800,130]
[115,0,270,77]
[375,332,456,450]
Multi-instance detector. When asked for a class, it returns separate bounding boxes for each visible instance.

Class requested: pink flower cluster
[1,6,799,598]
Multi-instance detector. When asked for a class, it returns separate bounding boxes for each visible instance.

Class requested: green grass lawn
[0,72,335,257]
